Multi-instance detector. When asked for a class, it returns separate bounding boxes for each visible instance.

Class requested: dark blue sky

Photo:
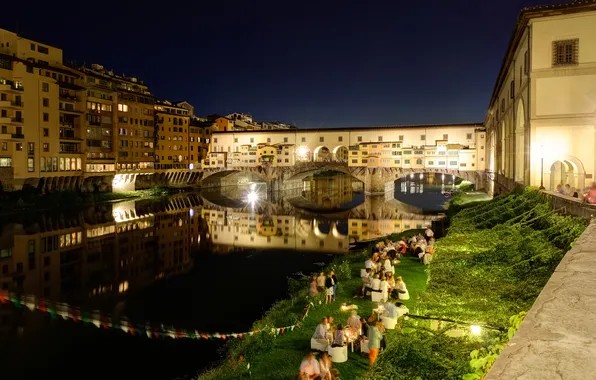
[1,0,562,128]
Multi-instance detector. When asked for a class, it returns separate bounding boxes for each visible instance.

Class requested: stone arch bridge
[196,162,485,193]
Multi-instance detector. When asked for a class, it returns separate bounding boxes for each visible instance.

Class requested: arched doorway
[313,146,331,162]
[548,156,586,191]
[332,146,348,162]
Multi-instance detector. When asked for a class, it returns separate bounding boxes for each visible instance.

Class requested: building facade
[204,124,486,172]
[485,2,596,194]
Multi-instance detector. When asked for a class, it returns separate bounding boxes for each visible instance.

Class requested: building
[0,29,87,191]
[205,124,486,172]
[485,1,596,193]
[154,100,191,170]
[189,117,210,169]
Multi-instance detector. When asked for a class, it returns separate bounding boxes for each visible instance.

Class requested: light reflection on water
[0,171,447,379]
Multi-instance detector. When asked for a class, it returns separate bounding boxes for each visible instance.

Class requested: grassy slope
[197,251,428,379]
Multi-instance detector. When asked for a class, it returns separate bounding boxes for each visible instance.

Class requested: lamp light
[470,325,482,336]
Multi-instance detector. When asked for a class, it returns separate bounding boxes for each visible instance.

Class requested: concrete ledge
[486,220,596,380]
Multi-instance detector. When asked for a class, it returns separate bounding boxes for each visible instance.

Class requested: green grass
[196,254,428,380]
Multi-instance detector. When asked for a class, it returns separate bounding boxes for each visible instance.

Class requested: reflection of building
[485,2,596,193]
[0,195,201,334]
[301,173,353,208]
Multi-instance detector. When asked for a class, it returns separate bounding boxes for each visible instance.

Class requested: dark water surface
[0,173,450,379]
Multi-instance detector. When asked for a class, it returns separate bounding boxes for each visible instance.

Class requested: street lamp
[539,144,545,190]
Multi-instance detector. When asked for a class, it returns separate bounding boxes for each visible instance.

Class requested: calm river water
[0,172,455,379]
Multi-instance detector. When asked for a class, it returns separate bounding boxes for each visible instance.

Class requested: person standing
[325,272,335,304]
[331,270,339,301]
[425,227,434,242]
[367,321,383,366]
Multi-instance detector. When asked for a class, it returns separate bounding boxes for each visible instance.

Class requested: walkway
[486,219,596,380]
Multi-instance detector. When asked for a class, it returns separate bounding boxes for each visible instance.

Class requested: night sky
[1,0,563,127]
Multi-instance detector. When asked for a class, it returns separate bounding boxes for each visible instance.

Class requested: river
[0,172,455,379]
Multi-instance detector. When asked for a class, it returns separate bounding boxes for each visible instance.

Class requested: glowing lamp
[247,191,259,204]
[298,146,309,157]
[470,325,482,336]
[340,304,348,311]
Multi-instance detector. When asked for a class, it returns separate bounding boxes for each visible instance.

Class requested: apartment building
[154,100,191,170]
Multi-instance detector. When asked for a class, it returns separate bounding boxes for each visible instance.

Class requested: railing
[11,133,24,139]
[11,117,24,123]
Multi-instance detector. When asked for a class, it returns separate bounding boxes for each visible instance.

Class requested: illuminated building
[485,2,596,193]
[154,100,191,170]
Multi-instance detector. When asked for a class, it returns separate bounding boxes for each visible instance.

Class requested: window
[404,159,410,164]
[442,134,448,140]
[16,143,22,151]
[420,135,425,141]
[301,137,306,143]
[0,158,11,167]
[28,142,34,154]
[501,99,505,112]
[30,43,35,51]
[250,138,254,143]
[267,137,271,143]
[428,161,434,165]
[510,80,515,98]
[43,113,49,122]
[37,45,49,54]
[524,50,529,74]
[43,98,49,107]
[416,159,422,165]
[351,159,358,164]
[43,143,49,152]
[450,161,458,166]
[234,138,238,143]
[338,136,343,142]
[552,39,579,66]
[284,137,288,143]
[357,136,362,142]
[319,137,324,142]
[43,128,49,137]
[378,136,383,142]
[27,158,34,172]
[398,135,404,141]
[42,82,49,92]
[118,104,129,112]
[466,133,472,140]
[214,138,218,143]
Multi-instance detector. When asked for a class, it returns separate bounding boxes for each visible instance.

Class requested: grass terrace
[196,230,429,380]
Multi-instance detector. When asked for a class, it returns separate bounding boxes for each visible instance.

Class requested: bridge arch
[313,146,332,162]
[332,145,349,162]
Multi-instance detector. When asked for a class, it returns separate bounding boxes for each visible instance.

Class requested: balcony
[59,92,78,102]
[10,117,24,124]
[0,80,24,92]
[11,133,24,139]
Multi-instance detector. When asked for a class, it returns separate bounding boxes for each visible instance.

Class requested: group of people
[556,182,596,204]
[299,227,436,378]
[309,270,339,304]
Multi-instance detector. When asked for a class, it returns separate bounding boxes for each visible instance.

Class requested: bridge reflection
[0,190,441,334]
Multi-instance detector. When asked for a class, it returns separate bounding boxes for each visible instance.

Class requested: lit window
[118,104,128,112]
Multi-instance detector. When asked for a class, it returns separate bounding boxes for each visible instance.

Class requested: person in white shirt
[425,227,434,242]
[299,352,321,379]
[380,277,388,302]
[371,274,381,291]
[383,256,393,273]
[312,318,328,340]
[364,257,373,269]
[383,301,409,319]
[316,272,326,292]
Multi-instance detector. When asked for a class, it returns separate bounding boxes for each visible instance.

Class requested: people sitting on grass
[299,351,320,379]
[332,324,345,347]
[383,301,409,320]
[312,317,329,348]
[371,274,381,292]
[326,315,335,331]
[395,276,410,300]
[386,272,395,293]
[346,310,361,336]
[380,275,389,302]
[425,226,434,242]
[383,254,393,274]
[318,352,333,380]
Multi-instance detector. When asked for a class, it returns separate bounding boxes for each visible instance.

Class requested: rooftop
[210,122,484,134]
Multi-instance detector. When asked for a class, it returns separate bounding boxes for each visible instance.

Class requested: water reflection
[395,172,457,212]
[0,172,447,379]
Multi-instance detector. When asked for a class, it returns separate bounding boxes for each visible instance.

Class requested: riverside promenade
[486,216,596,380]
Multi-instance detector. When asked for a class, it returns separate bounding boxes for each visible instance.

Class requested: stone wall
[542,191,596,220]
[485,219,596,380]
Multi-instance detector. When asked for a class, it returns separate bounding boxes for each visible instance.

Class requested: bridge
[197,162,485,194]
